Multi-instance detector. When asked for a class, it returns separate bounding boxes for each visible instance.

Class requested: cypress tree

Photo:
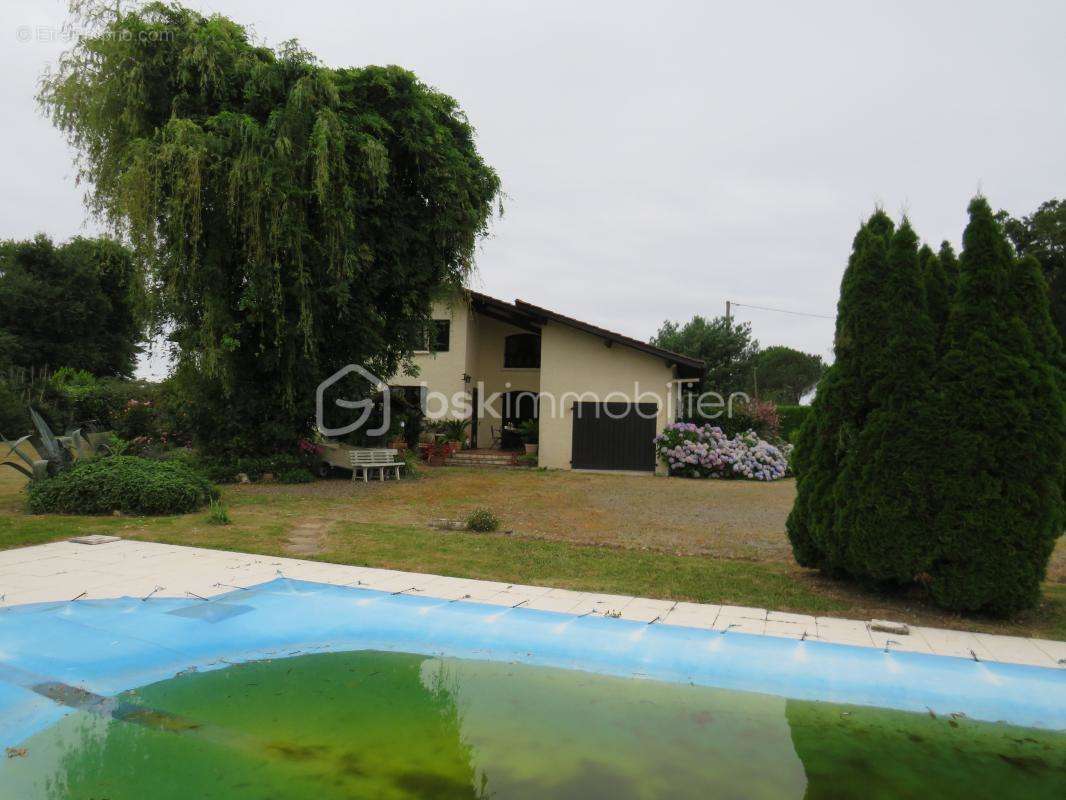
[938,240,960,294]
[1011,254,1064,371]
[920,244,952,353]
[787,213,894,572]
[1009,252,1066,534]
[786,366,846,568]
[931,198,1064,614]
[835,220,940,583]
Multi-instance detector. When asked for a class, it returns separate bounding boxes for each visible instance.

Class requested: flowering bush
[654,422,791,481]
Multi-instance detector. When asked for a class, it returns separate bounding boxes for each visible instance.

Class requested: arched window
[504,333,541,368]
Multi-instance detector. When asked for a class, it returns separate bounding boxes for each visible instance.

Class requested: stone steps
[446,452,517,467]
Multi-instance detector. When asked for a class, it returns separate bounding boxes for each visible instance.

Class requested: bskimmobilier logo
[315,365,391,437]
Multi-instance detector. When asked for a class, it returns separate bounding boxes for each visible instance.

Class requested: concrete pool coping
[0,538,1063,670]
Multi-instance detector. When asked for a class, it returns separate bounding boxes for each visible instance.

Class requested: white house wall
[537,321,677,471]
[389,299,470,420]
[471,314,540,448]
[389,296,681,472]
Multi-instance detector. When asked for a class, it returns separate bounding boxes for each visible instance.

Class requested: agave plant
[437,417,470,445]
[1,407,106,481]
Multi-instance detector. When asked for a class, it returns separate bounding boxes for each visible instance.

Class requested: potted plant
[517,419,538,454]
[387,420,408,452]
[422,441,443,467]
[439,418,470,451]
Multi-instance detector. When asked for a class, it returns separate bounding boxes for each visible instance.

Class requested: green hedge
[776,405,812,442]
[278,467,315,484]
[27,456,217,515]
[193,453,309,483]
[0,368,168,440]
[0,379,24,438]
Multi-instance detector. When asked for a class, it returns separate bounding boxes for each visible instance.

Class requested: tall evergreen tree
[787,212,894,571]
[920,244,951,353]
[835,220,940,583]
[1010,254,1064,372]
[938,241,960,294]
[931,198,1064,614]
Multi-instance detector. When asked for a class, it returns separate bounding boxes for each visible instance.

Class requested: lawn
[1,465,1063,640]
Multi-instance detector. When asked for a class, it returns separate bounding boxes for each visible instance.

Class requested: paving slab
[662,602,721,630]
[718,604,767,621]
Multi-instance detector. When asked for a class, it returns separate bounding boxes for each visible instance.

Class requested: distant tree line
[651,317,826,404]
[0,234,142,378]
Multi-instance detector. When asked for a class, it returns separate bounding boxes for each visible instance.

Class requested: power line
[730,302,835,320]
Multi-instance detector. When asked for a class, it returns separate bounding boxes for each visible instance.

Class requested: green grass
[0,512,126,550]
[318,522,850,614]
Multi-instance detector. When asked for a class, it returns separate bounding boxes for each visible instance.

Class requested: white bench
[349,448,404,482]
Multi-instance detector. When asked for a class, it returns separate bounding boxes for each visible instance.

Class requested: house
[389,291,704,473]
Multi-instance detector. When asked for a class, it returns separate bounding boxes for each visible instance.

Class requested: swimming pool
[1,578,1064,798]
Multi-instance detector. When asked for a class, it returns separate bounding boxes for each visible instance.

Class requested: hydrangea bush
[654,422,791,481]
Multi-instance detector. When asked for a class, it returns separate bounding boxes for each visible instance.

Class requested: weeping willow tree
[40,2,500,453]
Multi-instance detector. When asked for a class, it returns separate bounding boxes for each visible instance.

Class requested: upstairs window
[504,333,540,368]
[430,320,450,352]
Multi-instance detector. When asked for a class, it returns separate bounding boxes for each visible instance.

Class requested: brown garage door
[571,402,658,471]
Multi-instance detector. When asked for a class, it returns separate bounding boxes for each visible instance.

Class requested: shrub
[655,422,790,481]
[42,369,161,434]
[278,467,315,484]
[689,398,780,441]
[193,453,308,483]
[0,369,186,445]
[0,379,23,438]
[114,398,160,440]
[776,405,811,443]
[206,498,231,525]
[438,418,470,445]
[27,456,216,515]
[401,448,421,478]
[465,507,500,532]
[517,419,538,445]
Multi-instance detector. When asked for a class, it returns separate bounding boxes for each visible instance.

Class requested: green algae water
[2,651,1063,799]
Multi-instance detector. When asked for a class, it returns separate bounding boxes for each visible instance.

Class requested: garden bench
[349,448,404,482]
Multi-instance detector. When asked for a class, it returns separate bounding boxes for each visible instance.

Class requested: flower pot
[524,443,538,455]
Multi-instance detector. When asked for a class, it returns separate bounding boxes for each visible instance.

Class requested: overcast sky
[3,0,1065,377]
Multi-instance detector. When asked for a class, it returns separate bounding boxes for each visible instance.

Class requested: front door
[500,391,538,449]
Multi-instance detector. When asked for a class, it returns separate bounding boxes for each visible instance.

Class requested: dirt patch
[284,518,331,557]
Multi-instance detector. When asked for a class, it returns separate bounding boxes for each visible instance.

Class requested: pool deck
[0,538,1063,669]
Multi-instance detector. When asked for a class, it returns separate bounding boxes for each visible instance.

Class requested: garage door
[571,402,658,471]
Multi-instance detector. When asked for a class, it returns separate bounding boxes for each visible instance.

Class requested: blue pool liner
[1,577,1063,748]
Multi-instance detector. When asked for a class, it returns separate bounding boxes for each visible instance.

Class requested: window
[430,320,450,352]
[504,333,540,368]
